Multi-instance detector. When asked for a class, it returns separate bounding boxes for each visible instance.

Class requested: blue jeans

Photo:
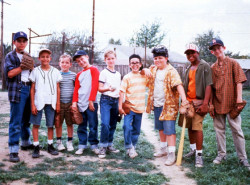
[123,110,142,149]
[9,85,32,153]
[77,103,99,149]
[99,95,118,147]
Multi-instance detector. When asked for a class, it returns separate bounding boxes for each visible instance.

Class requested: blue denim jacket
[4,49,22,103]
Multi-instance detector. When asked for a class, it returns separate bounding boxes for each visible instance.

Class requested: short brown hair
[59,54,72,63]
[104,49,116,59]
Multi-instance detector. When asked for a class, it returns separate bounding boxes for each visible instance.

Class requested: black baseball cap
[73,50,88,61]
[151,45,168,57]
[209,38,224,50]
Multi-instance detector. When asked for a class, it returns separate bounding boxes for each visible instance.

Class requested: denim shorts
[154,106,176,135]
[30,104,55,128]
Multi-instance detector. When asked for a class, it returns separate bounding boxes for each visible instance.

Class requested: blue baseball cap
[13,31,28,41]
[209,38,224,50]
[73,50,88,61]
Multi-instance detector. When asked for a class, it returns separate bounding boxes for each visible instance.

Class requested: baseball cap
[13,31,28,41]
[209,38,224,50]
[73,50,88,61]
[151,45,168,57]
[184,43,199,54]
[39,48,52,57]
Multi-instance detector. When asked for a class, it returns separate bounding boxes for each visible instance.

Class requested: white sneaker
[75,148,84,155]
[92,148,100,155]
[154,147,167,157]
[67,141,74,152]
[165,152,176,166]
[57,140,66,151]
[128,147,138,159]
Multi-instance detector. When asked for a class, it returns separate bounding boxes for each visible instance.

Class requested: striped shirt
[60,71,76,103]
[120,72,147,113]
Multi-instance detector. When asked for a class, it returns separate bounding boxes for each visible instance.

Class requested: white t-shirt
[17,52,30,82]
[29,66,62,111]
[153,68,167,107]
[99,68,121,98]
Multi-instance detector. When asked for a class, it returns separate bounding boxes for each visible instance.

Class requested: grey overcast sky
[3,0,250,56]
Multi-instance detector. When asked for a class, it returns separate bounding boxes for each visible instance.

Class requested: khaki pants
[213,113,247,160]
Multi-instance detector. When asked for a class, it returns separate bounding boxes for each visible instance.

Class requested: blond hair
[104,49,116,59]
[59,54,72,63]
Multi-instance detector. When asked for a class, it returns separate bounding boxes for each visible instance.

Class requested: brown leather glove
[229,100,247,119]
[179,100,195,118]
[70,106,83,125]
[20,52,34,70]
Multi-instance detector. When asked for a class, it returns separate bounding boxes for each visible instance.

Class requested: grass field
[173,90,250,185]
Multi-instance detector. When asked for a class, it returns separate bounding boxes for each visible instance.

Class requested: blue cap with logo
[13,31,28,41]
[209,38,224,50]
[73,50,88,61]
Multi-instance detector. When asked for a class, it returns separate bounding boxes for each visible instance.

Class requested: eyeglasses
[130,62,140,65]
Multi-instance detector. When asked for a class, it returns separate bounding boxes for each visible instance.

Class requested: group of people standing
[4,31,249,170]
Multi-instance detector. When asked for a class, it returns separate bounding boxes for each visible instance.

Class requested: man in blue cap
[4,31,34,162]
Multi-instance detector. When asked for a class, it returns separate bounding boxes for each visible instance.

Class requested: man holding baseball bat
[178,44,212,167]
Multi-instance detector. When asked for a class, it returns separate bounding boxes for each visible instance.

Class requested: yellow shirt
[120,72,147,113]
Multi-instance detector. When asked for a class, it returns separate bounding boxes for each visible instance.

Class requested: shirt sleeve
[89,67,100,101]
[232,59,247,84]
[72,72,80,103]
[120,75,128,93]
[4,54,16,74]
[204,63,213,87]
[99,70,106,84]
[57,70,63,82]
[29,68,36,82]
[170,68,182,88]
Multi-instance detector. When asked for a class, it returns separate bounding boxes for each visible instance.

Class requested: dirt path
[141,113,196,185]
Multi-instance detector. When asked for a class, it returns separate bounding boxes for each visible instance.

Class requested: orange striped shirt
[120,72,147,113]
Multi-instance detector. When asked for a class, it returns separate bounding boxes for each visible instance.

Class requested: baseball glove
[179,100,195,118]
[229,100,247,119]
[122,100,132,114]
[70,106,83,125]
[20,52,34,70]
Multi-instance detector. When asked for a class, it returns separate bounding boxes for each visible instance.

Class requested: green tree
[193,29,220,64]
[129,20,165,48]
[44,31,102,64]
[109,38,122,45]
[224,51,250,59]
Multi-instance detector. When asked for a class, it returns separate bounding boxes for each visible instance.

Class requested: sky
[3,0,250,57]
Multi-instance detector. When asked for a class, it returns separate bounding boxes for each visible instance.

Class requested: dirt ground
[0,91,196,185]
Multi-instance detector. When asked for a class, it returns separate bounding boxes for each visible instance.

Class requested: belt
[21,81,31,86]
[101,94,119,100]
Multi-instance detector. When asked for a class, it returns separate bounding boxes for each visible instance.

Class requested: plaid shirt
[4,49,22,103]
[211,57,247,114]
[146,64,182,120]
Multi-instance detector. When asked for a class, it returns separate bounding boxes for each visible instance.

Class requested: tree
[44,31,102,64]
[109,38,122,45]
[193,29,220,64]
[129,20,165,48]
[224,51,250,59]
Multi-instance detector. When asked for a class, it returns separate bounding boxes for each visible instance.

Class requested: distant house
[236,59,250,88]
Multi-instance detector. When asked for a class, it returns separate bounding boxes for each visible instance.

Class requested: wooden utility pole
[1,0,10,90]
[91,0,95,64]
[28,28,51,53]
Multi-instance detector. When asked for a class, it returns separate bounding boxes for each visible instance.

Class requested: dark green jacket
[183,59,213,100]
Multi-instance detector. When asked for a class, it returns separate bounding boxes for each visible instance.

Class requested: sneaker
[48,144,59,155]
[128,147,138,159]
[165,152,176,166]
[213,155,226,164]
[75,148,84,155]
[107,145,120,153]
[57,142,66,151]
[98,147,107,159]
[195,153,203,167]
[9,153,20,162]
[184,149,196,158]
[21,144,34,150]
[92,148,100,155]
[154,147,167,157]
[239,159,250,171]
[66,141,74,152]
[32,145,40,158]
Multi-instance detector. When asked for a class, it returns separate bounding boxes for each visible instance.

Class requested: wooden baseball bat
[176,116,187,166]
